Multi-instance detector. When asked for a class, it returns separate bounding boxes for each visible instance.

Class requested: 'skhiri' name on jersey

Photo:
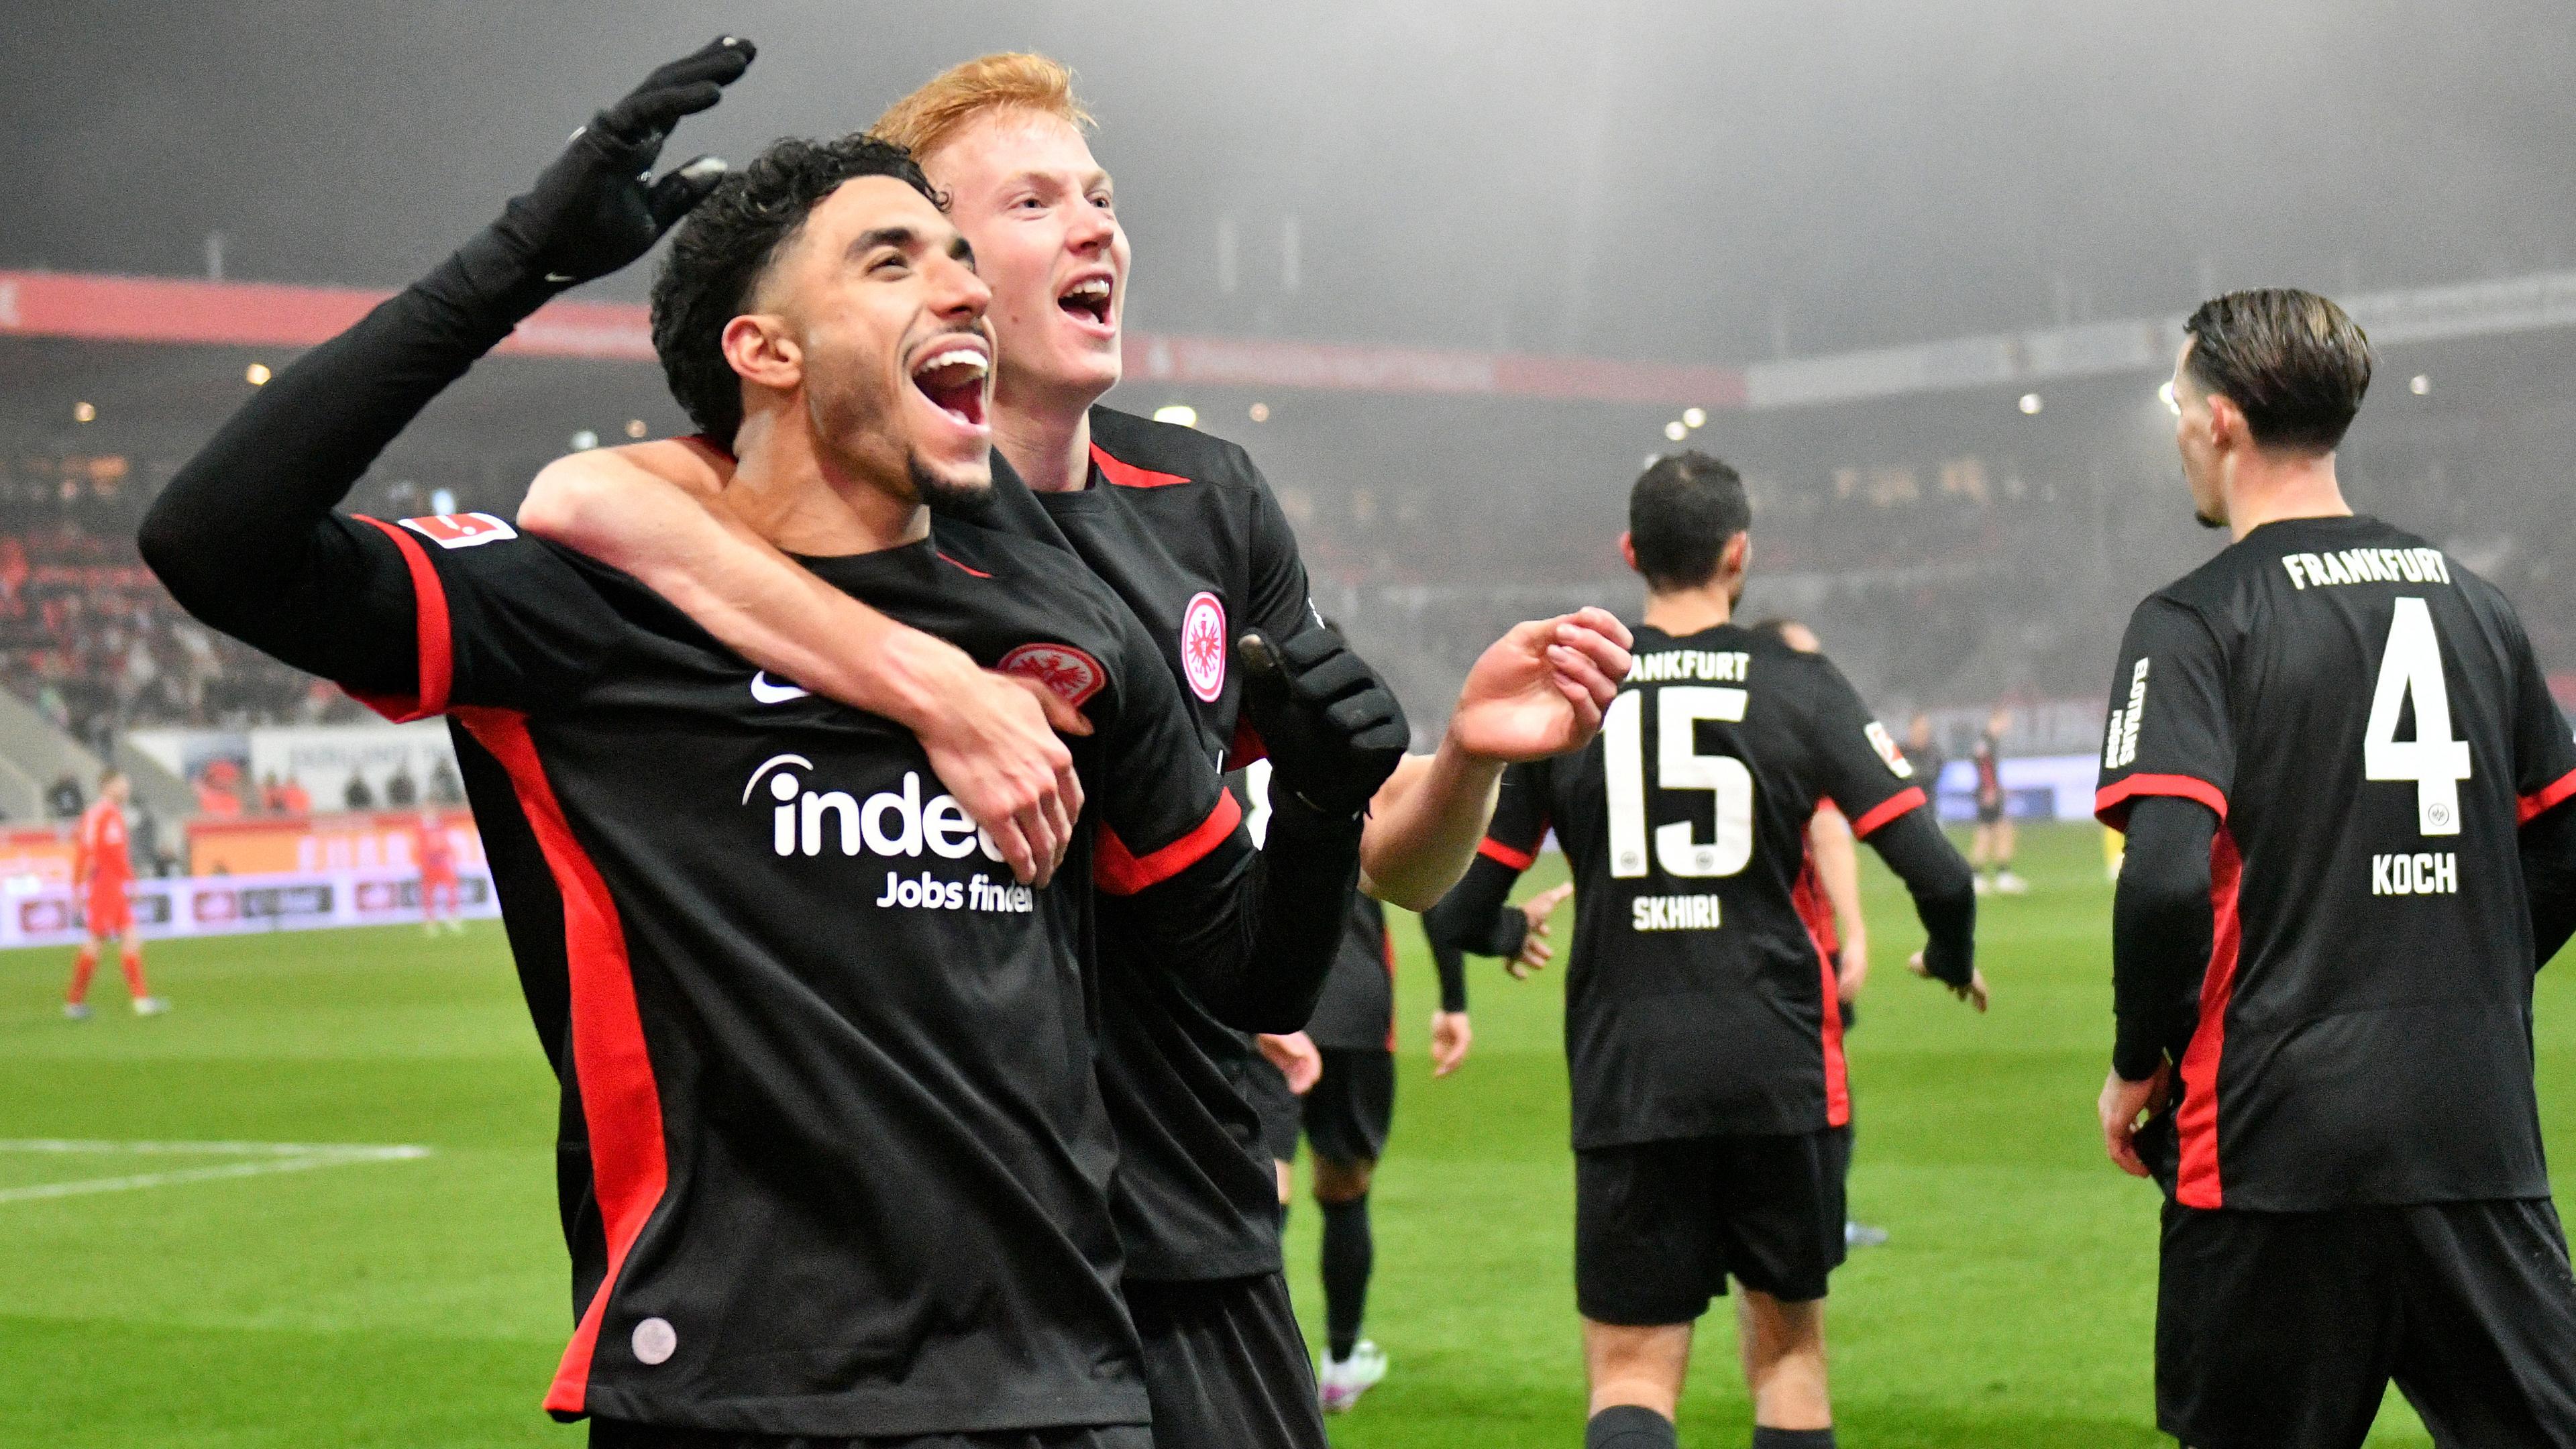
[1627,649,1753,684]
[2283,546,2452,591]
[1632,893,1725,932]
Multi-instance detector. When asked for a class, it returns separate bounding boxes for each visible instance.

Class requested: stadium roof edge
[10,266,2572,413]
[0,268,1746,409]
[1740,268,2576,411]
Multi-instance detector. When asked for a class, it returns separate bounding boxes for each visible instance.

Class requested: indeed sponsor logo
[876,870,1035,914]
[743,756,1035,914]
[745,756,996,861]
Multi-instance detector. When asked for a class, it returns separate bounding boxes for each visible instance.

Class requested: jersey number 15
[1603,687,1754,879]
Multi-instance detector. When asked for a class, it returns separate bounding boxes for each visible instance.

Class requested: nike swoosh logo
[749,673,812,704]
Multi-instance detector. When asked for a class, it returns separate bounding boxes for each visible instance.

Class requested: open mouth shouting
[1057,270,1116,337]
[909,333,991,434]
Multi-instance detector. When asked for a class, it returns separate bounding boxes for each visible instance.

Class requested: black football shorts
[1300,1049,1395,1167]
[1575,1126,1851,1323]
[1124,1272,1328,1449]
[2157,1197,2576,1449]
[588,1419,1151,1448]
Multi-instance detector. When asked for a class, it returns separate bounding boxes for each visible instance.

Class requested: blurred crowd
[7,395,2568,802]
[0,522,374,753]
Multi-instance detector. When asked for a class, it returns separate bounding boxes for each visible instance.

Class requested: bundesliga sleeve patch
[1866,720,1915,778]
[400,513,518,550]
[1000,643,1108,708]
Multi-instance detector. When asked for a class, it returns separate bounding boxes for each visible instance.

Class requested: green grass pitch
[5,822,2561,1445]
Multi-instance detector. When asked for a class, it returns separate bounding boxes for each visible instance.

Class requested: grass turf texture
[0,822,2553,1444]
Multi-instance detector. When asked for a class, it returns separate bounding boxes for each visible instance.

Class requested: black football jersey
[1476,623,1929,1147]
[1002,405,1324,1282]
[2097,514,2576,1211]
[356,508,1256,1436]
[1303,893,1397,1053]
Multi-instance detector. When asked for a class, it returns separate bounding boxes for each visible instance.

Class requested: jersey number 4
[2365,596,2471,836]
[1603,687,1753,879]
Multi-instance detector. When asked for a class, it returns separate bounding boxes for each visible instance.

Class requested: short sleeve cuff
[1849,787,1927,839]
[2520,767,2576,825]
[1096,790,1245,896]
[2096,773,2228,830]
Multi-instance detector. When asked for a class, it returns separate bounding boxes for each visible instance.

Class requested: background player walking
[1429,452,1984,1449]
[2098,288,2576,1448]
[412,811,462,934]
[66,770,166,1020]
[1968,708,2025,894]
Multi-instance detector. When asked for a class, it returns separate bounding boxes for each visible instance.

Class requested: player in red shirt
[66,771,166,1019]
[413,811,462,935]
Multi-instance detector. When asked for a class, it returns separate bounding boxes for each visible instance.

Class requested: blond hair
[871,53,1093,164]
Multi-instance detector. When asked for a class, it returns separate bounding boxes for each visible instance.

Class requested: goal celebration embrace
[15,11,2576,1449]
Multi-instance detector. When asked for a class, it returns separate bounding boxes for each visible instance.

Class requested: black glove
[473,36,756,292]
[1240,624,1410,818]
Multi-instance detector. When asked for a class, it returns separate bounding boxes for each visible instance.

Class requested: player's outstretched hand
[1447,608,1635,764]
[1507,881,1576,979]
[938,670,1091,889]
[1238,625,1409,818]
[490,36,757,288]
[2100,1063,2173,1178]
[1430,1010,1472,1077]
[1258,1030,1324,1095]
[1908,950,1988,1012]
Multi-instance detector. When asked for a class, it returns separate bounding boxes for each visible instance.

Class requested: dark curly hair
[651,133,940,444]
[1628,450,1751,592]
[2184,288,2373,453]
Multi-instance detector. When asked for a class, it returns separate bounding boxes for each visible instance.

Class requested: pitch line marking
[0,1139,432,1205]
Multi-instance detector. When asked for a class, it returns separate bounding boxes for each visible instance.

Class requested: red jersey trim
[1228,714,1267,770]
[1477,837,1537,871]
[1849,786,1927,840]
[1090,443,1190,490]
[2096,773,2229,828]
[349,517,454,722]
[1381,925,1400,1053]
[1095,790,1246,897]
[1791,840,1851,1126]
[2174,827,2243,1210]
[2520,767,2576,825]
[936,550,992,580]
[1812,916,1851,1129]
[455,708,669,1415]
